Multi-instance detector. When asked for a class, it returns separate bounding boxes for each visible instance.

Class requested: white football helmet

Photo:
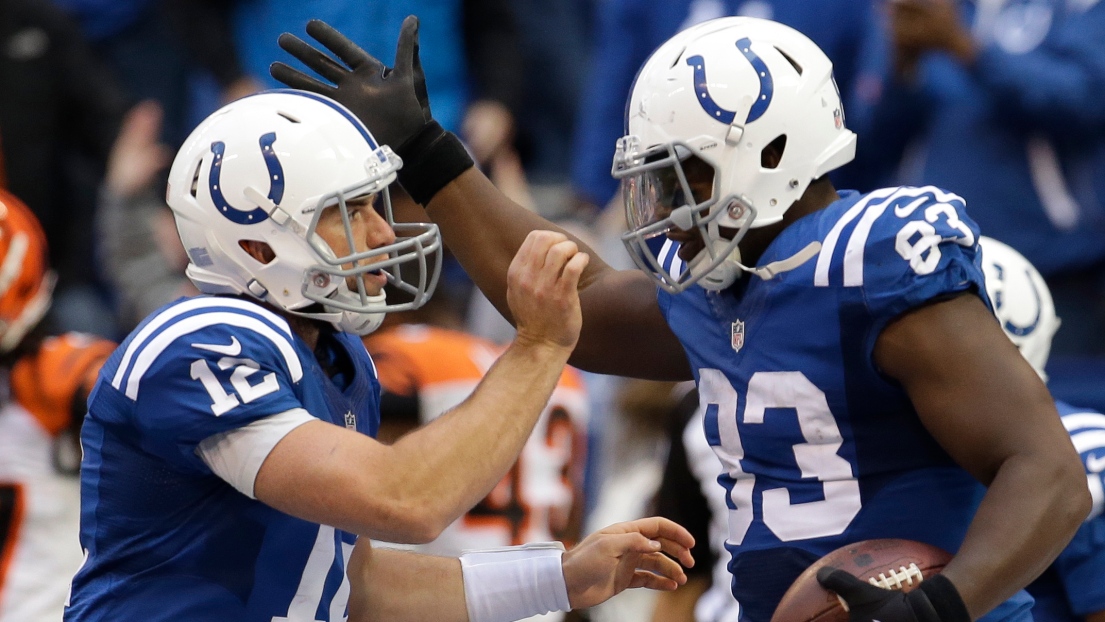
[167,90,441,335]
[979,236,1060,380]
[614,17,857,292]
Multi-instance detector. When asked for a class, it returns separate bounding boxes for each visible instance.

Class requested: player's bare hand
[562,517,695,610]
[507,230,589,351]
[106,101,171,199]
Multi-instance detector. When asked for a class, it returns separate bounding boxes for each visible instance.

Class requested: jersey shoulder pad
[812,186,986,310]
[109,296,304,403]
[11,332,116,435]
[104,297,309,471]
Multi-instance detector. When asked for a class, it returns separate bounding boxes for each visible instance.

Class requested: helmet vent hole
[761,135,787,169]
[277,111,301,124]
[189,160,202,198]
[774,47,803,75]
[670,46,688,68]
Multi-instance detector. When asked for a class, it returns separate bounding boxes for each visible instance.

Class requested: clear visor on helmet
[613,138,717,232]
[613,136,753,292]
[303,152,443,317]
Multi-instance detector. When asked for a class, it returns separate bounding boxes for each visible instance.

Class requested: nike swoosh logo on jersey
[1087,453,1105,473]
[192,336,242,357]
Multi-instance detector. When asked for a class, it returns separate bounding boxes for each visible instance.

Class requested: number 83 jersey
[657,187,1033,622]
[66,296,381,622]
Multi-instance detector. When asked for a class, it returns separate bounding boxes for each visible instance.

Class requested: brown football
[770,539,953,622]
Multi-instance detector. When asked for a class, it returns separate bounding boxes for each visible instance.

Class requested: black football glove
[270,17,472,204]
[271,16,430,150]
[816,567,971,622]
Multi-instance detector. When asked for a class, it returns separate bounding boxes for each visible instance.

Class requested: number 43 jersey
[66,296,381,622]
[658,187,1033,622]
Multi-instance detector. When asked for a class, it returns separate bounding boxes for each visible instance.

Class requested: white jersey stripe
[112,297,293,390]
[842,188,922,287]
[817,186,969,288]
[1061,412,1105,432]
[814,187,895,287]
[843,201,889,287]
[657,239,675,271]
[123,311,303,400]
[670,253,685,280]
[1070,429,1105,455]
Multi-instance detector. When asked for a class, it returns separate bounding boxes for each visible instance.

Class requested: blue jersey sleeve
[1055,405,1105,615]
[119,310,309,474]
[854,186,989,324]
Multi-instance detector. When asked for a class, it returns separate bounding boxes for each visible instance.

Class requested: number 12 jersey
[66,296,381,622]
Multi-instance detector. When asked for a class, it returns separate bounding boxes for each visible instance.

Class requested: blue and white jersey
[658,187,1033,622]
[1027,400,1105,622]
[65,296,381,622]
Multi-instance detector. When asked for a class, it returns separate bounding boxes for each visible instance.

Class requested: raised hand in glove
[816,567,971,622]
[270,16,472,205]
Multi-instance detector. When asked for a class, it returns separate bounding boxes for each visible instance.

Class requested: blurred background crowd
[0,0,1103,620]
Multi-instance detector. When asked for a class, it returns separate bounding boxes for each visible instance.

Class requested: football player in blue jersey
[977,237,1105,622]
[65,90,695,622]
[271,14,1091,622]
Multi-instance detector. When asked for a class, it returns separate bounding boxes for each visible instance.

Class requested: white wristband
[459,542,572,622]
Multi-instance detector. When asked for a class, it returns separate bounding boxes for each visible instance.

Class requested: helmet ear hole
[239,240,276,265]
[762,135,787,169]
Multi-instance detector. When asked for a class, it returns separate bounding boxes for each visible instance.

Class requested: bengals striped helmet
[0,189,55,352]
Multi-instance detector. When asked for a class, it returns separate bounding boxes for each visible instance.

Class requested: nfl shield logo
[344,411,357,430]
[731,320,745,353]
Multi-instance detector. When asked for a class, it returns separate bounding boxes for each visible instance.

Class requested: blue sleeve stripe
[121,311,303,400]
[111,297,294,392]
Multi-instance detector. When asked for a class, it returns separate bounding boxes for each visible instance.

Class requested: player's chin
[677,240,706,262]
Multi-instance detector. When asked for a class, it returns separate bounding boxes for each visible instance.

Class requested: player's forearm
[425,168,612,323]
[384,337,572,541]
[942,450,1089,619]
[349,545,468,622]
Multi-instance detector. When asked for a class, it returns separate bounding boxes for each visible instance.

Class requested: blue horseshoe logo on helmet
[1004,268,1043,337]
[993,264,1043,337]
[687,37,774,125]
[209,132,285,225]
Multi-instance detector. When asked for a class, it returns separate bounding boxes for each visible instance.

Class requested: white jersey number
[894,202,976,276]
[699,368,861,544]
[190,356,280,416]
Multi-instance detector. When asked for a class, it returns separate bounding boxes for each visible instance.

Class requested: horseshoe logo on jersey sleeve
[209,132,285,225]
[687,37,774,125]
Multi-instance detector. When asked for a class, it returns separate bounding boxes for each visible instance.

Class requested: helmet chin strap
[335,308,384,335]
[689,239,822,290]
[742,240,822,279]
[326,287,387,335]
